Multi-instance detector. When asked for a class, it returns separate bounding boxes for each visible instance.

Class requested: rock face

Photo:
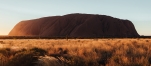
[9,13,139,37]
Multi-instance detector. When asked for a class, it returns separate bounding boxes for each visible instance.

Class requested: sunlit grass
[0,39,151,66]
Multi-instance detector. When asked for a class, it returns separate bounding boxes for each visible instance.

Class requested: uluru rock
[8,13,139,37]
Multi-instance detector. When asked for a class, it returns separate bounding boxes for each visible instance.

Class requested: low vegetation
[0,39,151,66]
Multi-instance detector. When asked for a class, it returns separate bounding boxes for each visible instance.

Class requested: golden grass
[0,38,151,66]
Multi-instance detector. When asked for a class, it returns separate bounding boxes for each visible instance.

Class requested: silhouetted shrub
[30,47,47,56]
[6,50,39,66]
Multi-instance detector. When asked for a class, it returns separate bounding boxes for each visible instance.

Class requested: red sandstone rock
[8,13,139,37]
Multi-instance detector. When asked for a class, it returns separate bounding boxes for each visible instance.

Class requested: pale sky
[0,0,151,35]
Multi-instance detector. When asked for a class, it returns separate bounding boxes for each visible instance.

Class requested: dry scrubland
[0,39,151,66]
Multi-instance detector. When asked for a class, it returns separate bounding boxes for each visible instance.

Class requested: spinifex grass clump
[0,47,47,66]
[0,48,12,66]
[0,53,8,66]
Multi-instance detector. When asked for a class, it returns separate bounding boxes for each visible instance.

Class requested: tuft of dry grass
[0,39,151,66]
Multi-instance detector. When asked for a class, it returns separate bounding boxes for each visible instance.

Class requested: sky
[0,0,151,36]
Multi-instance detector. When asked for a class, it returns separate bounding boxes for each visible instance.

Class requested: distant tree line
[0,35,151,39]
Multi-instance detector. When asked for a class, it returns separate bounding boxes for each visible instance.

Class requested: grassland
[0,38,151,66]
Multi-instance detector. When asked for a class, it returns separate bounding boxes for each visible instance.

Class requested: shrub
[30,47,47,56]
[0,53,8,66]
[5,48,47,66]
[6,50,38,66]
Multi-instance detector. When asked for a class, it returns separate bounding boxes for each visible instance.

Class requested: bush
[0,48,11,57]
[5,47,47,66]
[6,50,38,66]
[30,47,47,56]
[0,53,8,66]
